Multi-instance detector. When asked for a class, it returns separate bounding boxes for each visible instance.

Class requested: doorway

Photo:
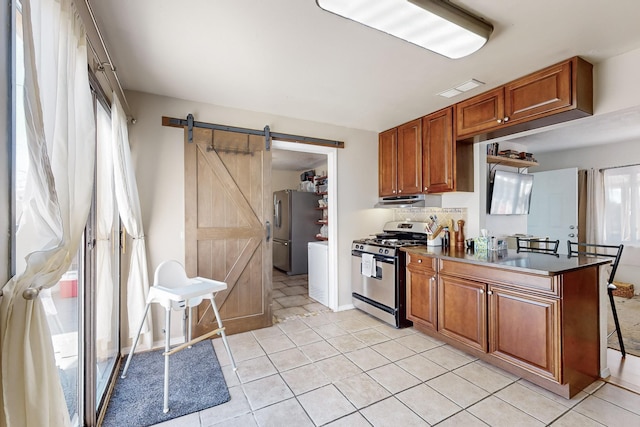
[528,168,578,254]
[271,140,338,322]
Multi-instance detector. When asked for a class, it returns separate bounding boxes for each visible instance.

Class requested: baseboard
[338,303,355,311]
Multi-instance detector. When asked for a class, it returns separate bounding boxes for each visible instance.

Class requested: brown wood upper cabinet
[378,119,422,196]
[456,57,593,139]
[379,108,472,196]
[378,128,398,197]
[397,119,423,195]
[422,107,455,193]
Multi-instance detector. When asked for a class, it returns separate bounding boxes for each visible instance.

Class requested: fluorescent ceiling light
[316,0,493,59]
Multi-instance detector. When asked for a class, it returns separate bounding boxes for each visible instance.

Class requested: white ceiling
[89,0,640,164]
[272,149,326,171]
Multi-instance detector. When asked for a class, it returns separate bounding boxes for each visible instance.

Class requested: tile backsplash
[393,208,468,233]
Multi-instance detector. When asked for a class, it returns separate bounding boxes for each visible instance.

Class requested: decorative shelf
[486,155,538,168]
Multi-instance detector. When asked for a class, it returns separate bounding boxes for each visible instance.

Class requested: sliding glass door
[94,100,120,409]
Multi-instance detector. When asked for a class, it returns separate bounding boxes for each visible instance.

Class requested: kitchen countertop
[402,246,611,276]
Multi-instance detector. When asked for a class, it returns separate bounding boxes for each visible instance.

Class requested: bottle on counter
[456,219,466,250]
[442,227,450,249]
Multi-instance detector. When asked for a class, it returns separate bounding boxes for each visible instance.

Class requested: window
[603,165,640,245]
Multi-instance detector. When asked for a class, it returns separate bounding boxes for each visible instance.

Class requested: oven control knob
[384,249,389,254]
[379,248,383,254]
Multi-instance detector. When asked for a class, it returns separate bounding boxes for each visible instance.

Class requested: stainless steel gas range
[351,221,431,328]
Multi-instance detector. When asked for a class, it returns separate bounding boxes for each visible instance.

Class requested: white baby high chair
[121,260,237,413]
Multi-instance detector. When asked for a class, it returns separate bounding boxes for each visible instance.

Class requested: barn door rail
[162,114,345,150]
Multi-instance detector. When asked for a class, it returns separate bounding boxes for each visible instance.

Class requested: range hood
[374,194,442,209]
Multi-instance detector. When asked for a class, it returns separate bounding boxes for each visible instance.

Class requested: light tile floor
[154,309,640,427]
[272,269,331,324]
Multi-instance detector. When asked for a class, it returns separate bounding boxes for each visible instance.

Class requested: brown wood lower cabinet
[438,275,487,352]
[406,254,437,331]
[488,286,560,382]
[405,253,601,398]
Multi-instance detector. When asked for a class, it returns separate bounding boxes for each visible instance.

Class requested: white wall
[124,90,391,340]
[594,48,640,115]
[272,169,300,191]
[533,139,639,173]
[272,158,328,192]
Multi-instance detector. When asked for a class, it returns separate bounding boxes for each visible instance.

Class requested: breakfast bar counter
[402,246,610,275]
[401,246,610,399]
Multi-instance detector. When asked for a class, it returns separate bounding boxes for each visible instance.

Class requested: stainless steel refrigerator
[273,190,319,275]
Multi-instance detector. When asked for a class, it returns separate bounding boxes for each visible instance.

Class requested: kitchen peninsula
[403,246,610,398]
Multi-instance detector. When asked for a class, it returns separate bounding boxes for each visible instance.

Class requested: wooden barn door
[185,127,272,336]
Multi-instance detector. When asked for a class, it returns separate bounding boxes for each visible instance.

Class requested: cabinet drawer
[407,253,437,272]
[439,259,559,296]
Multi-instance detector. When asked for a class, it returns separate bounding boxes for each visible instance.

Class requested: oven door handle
[351,251,395,264]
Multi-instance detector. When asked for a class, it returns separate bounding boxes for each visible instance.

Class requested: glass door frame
[87,72,122,425]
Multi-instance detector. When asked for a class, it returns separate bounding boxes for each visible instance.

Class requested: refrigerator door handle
[266,221,271,242]
[273,194,278,227]
[275,200,282,228]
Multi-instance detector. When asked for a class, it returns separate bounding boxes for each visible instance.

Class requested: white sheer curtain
[111,95,153,350]
[0,0,94,425]
[96,104,115,358]
[585,168,604,244]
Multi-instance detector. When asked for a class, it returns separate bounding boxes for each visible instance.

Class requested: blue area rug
[103,340,230,426]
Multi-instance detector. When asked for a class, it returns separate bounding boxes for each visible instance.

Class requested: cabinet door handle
[497,119,502,124]
[487,290,493,295]
[480,289,484,294]
[418,259,422,263]
[398,190,402,193]
[503,116,510,123]
[568,233,575,238]
[424,186,428,191]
